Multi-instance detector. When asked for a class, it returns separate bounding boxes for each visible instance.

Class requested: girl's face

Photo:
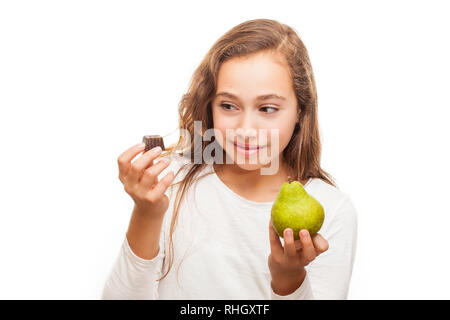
[211,50,299,173]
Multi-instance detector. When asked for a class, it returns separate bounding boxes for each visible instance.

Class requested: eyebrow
[215,91,287,101]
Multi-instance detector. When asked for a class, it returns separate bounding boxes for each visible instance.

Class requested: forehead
[216,51,294,98]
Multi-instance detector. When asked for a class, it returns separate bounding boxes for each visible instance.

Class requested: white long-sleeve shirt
[102,153,358,300]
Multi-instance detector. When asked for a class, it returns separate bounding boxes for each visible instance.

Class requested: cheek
[265,118,296,151]
[212,111,229,145]
[278,125,296,149]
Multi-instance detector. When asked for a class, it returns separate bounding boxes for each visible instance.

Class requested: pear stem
[288,176,292,183]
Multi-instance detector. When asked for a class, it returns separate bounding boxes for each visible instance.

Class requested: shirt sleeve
[101,235,165,300]
[307,195,358,299]
[270,195,358,300]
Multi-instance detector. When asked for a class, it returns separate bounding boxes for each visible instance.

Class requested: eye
[260,106,278,114]
[220,103,237,111]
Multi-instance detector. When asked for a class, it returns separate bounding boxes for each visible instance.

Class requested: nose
[236,111,257,142]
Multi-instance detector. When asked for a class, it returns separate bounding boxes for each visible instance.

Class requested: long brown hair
[157,18,336,281]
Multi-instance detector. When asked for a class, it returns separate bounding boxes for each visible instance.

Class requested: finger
[150,170,176,200]
[127,146,163,185]
[311,233,329,255]
[268,219,284,257]
[117,143,146,182]
[299,229,316,263]
[140,157,172,187]
[283,228,297,258]
[294,240,302,251]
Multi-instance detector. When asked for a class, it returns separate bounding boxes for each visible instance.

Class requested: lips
[229,139,267,158]
[233,140,267,150]
[234,141,260,150]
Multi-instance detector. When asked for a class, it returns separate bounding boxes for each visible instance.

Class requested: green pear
[271,178,324,240]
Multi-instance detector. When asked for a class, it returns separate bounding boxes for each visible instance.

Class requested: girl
[102,19,357,300]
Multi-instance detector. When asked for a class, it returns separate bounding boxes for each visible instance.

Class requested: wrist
[133,203,165,221]
[271,268,306,296]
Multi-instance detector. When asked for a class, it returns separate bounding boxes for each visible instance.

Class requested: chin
[233,162,263,172]
[222,151,279,173]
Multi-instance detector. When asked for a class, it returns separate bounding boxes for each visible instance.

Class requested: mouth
[231,141,267,158]
[233,141,263,150]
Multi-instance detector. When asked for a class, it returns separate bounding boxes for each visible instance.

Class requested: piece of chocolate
[143,135,165,152]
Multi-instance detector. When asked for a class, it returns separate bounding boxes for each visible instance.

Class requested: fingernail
[152,146,162,153]
[285,229,293,237]
[301,230,309,238]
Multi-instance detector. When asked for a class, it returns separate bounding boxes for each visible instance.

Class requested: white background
[1,0,449,299]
